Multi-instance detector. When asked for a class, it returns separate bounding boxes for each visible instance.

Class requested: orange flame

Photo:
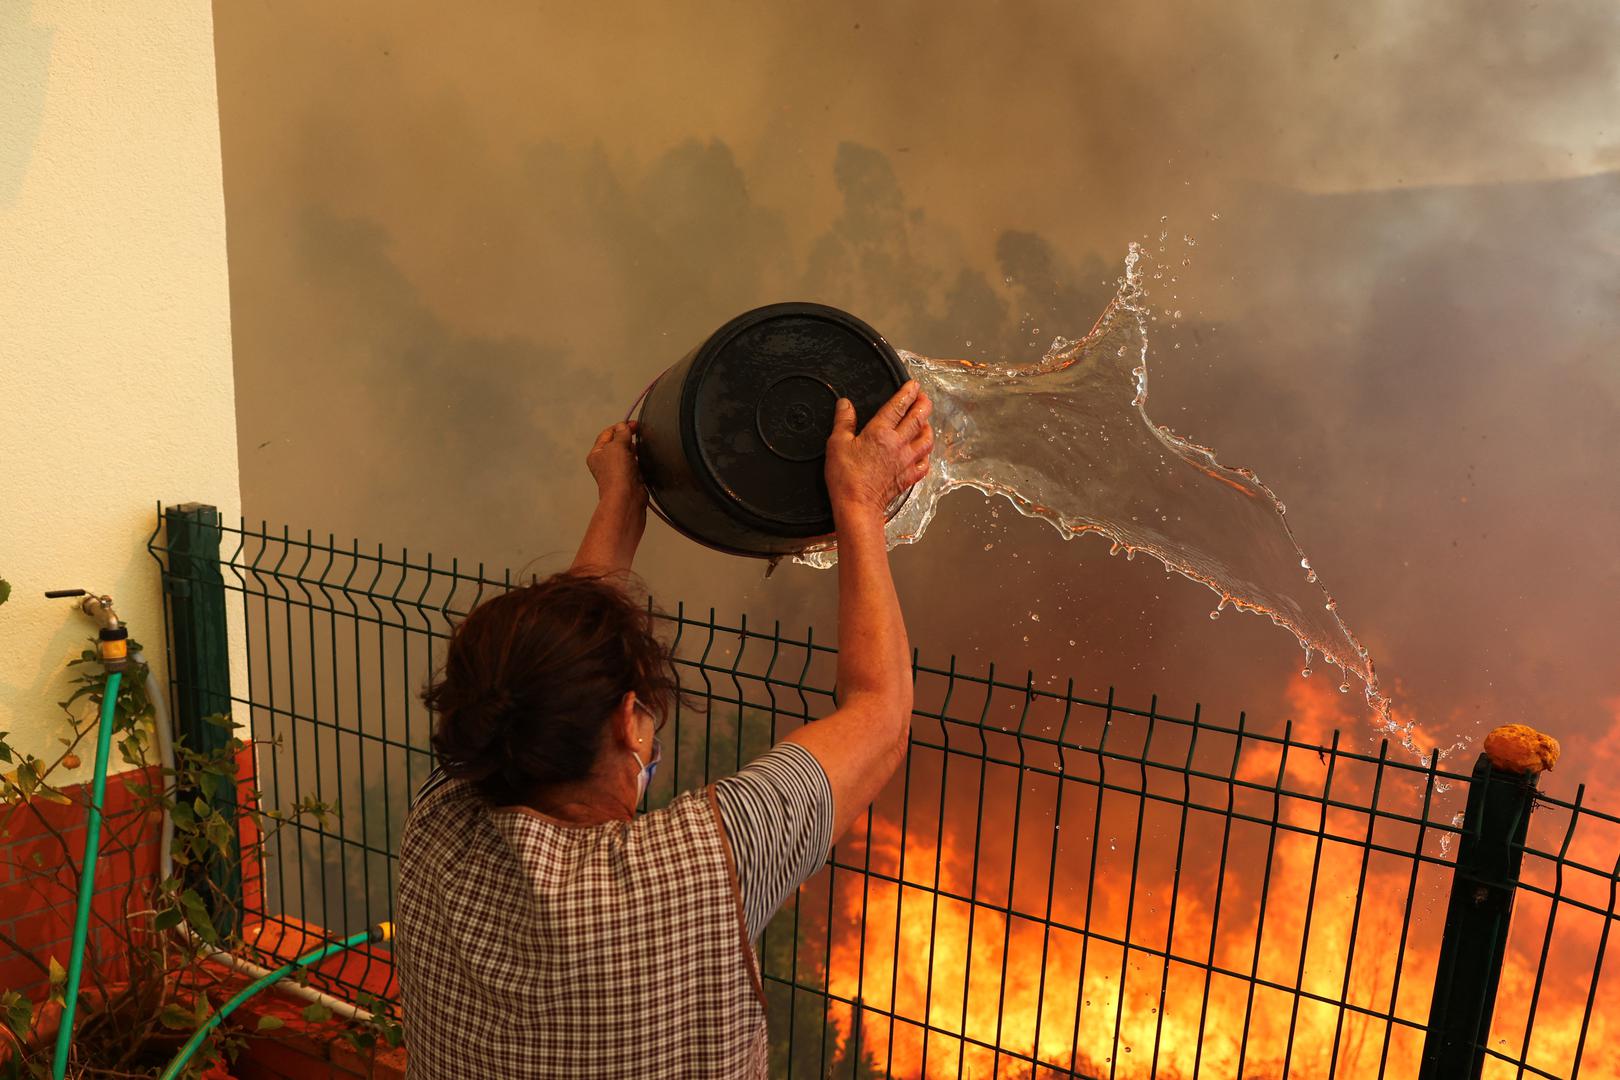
[814,682,1619,1078]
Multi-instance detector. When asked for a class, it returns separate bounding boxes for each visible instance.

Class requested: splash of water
[801,243,1404,738]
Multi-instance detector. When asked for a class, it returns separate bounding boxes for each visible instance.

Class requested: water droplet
[1003,275,1013,285]
[1306,571,1318,582]
[1325,600,1337,611]
[1300,558,1311,569]
[1125,548,1136,561]
[983,543,994,551]
[1068,639,1076,646]
[1029,612,1040,622]
[1276,502,1287,514]
[1339,682,1351,693]
[1210,212,1221,220]
[1209,609,1220,619]
[1022,635,1029,642]
[964,339,973,347]
[1173,309,1183,319]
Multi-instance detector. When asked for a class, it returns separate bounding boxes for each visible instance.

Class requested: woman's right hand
[824,381,934,520]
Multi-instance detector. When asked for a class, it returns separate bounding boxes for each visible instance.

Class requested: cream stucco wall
[0,4,241,781]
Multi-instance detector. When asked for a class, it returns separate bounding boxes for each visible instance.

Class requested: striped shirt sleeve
[712,742,835,942]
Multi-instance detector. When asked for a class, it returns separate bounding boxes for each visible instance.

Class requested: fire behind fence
[149,504,1620,1079]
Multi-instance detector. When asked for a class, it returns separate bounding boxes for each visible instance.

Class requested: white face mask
[630,736,662,802]
[630,698,662,804]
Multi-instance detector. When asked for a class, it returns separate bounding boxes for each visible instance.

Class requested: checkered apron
[396,779,769,1078]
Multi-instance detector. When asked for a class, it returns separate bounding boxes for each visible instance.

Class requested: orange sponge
[1482,724,1561,776]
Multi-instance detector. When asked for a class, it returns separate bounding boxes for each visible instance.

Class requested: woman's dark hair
[422,572,685,805]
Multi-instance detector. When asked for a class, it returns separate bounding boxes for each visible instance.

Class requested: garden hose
[49,668,123,1080]
[42,592,391,1077]
[157,923,392,1080]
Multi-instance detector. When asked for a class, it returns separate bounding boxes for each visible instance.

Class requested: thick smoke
[213,3,1620,768]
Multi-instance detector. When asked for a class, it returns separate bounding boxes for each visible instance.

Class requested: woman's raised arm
[785,382,933,844]
[571,420,649,575]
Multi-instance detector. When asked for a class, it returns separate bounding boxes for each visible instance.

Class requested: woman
[395,382,934,1078]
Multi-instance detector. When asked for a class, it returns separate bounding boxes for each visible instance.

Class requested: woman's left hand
[586,421,647,508]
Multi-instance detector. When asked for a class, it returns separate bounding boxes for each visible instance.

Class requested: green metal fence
[150,506,1620,1079]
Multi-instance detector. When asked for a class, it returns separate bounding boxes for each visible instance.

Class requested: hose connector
[45,589,131,671]
[97,625,131,672]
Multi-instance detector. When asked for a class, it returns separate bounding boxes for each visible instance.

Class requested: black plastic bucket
[635,302,910,558]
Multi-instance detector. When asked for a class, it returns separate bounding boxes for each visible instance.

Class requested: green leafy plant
[338,993,405,1058]
[0,642,360,1078]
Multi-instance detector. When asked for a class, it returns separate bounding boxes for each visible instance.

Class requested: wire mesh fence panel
[1482,786,1620,1080]
[149,510,1619,1079]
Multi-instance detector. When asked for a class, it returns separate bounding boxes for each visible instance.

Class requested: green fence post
[1419,751,1539,1079]
[161,502,242,936]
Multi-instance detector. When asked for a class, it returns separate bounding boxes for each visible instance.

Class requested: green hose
[157,924,389,1080]
[50,670,122,1080]
[44,657,388,1078]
